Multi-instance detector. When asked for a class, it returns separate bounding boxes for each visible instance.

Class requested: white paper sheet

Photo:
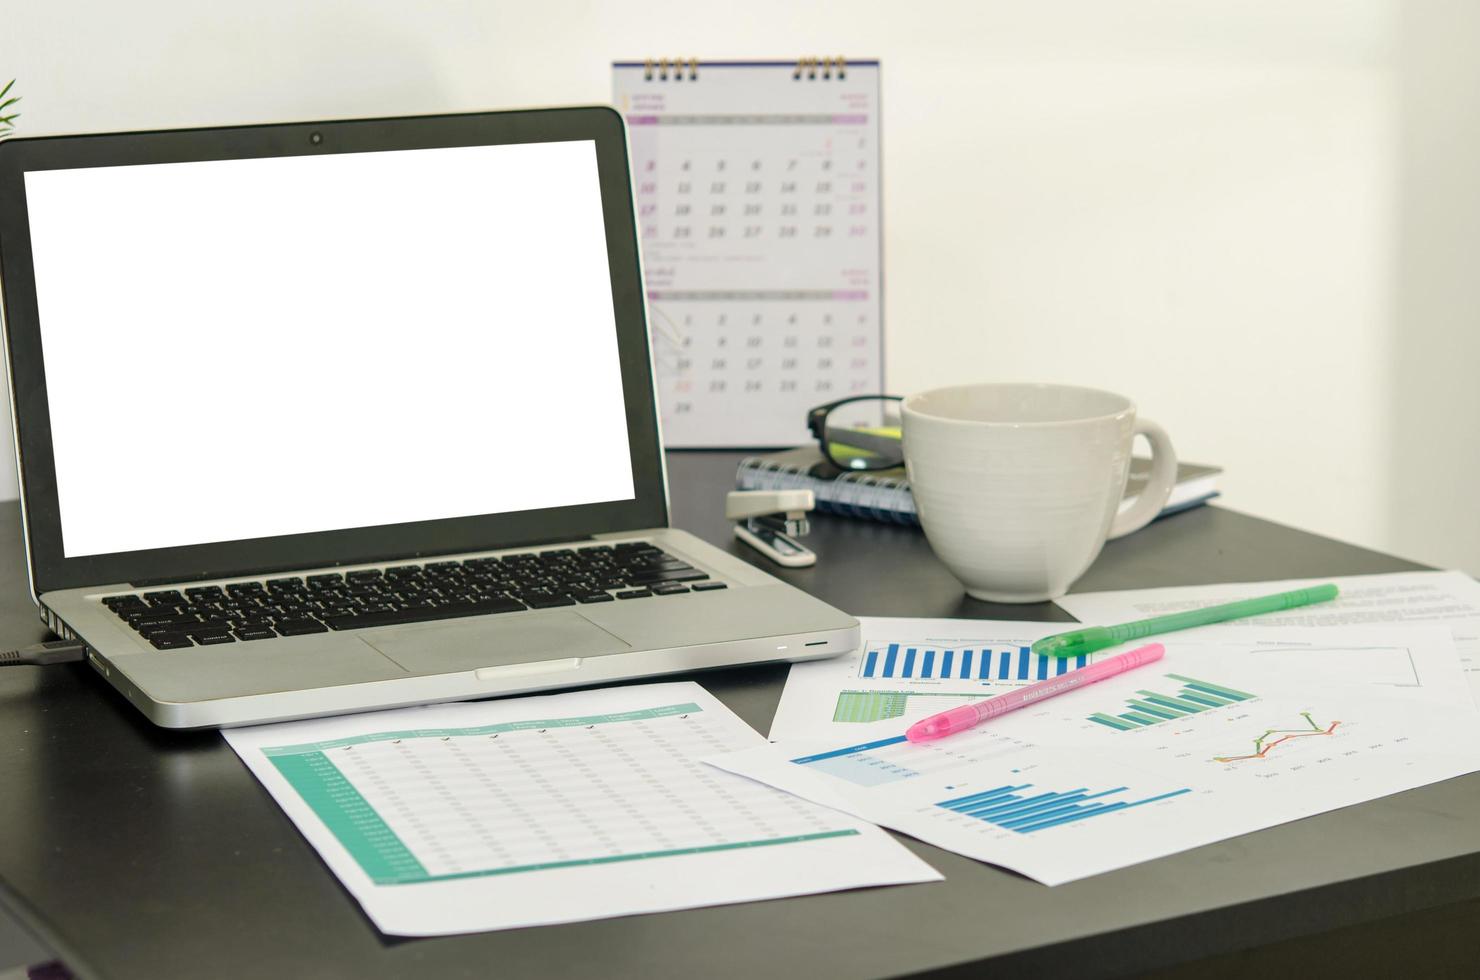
[719,631,1480,885]
[224,681,939,935]
[769,616,1472,743]
[1055,571,1480,704]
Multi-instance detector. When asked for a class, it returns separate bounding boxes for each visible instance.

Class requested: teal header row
[261,702,705,757]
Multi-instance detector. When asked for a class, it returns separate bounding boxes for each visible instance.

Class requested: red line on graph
[1213,715,1342,763]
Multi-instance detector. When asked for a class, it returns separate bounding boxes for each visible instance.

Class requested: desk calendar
[613,58,884,447]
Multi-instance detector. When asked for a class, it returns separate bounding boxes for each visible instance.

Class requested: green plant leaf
[0,98,21,112]
[0,80,13,100]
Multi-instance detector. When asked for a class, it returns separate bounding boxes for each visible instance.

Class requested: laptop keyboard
[101,542,728,650]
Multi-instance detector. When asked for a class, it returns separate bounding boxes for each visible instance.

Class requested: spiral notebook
[612,58,884,447]
[737,447,1222,527]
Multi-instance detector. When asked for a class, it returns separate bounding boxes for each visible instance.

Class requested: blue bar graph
[858,644,1085,681]
[936,782,1191,833]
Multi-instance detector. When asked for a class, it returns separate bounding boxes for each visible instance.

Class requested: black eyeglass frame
[805,394,905,472]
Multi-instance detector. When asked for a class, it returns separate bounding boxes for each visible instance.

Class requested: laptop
[0,107,858,729]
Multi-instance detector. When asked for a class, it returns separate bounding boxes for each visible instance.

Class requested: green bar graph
[1179,691,1230,708]
[1091,675,1259,730]
[1139,693,1204,714]
[1125,699,1181,720]
[1167,674,1257,702]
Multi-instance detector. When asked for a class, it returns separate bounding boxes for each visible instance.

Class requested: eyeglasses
[806,395,904,472]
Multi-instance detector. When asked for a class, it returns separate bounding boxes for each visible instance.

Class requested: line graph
[1212,712,1342,763]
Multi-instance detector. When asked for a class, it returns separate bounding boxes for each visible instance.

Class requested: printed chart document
[772,618,1087,742]
[718,629,1480,885]
[1056,571,1480,703]
[770,616,1472,743]
[225,682,939,935]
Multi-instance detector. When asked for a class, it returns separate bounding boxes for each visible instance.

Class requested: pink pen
[905,642,1165,742]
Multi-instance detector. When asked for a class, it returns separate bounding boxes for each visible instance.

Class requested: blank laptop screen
[22,140,637,558]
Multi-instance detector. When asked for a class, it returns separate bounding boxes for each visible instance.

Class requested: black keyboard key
[130,611,196,629]
[346,569,383,582]
[267,577,306,593]
[103,595,148,610]
[574,592,615,603]
[140,623,194,640]
[691,581,728,592]
[307,573,344,586]
[145,590,186,606]
[226,582,268,598]
[651,584,690,595]
[526,595,577,609]
[626,568,709,586]
[385,565,423,578]
[185,586,225,601]
[277,619,328,636]
[616,589,653,600]
[235,628,277,641]
[194,632,235,646]
[322,597,526,631]
[149,633,194,650]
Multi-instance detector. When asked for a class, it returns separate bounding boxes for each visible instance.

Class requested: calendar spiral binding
[793,56,848,81]
[638,57,850,82]
[643,57,699,81]
[736,453,920,527]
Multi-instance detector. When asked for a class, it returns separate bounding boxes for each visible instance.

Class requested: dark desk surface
[2,451,1478,979]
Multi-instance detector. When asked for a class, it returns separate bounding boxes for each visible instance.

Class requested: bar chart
[935,782,1191,834]
[1088,674,1258,731]
[859,643,1087,682]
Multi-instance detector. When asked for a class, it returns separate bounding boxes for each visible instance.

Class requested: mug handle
[1107,419,1178,540]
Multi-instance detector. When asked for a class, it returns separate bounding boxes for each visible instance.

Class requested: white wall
[1,1,1473,570]
[1389,1,1480,574]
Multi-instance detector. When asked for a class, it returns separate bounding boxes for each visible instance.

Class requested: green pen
[1034,583,1341,659]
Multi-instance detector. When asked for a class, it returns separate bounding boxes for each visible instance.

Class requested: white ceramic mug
[901,383,1177,603]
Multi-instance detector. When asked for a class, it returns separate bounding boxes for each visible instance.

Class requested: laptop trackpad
[360,612,631,676]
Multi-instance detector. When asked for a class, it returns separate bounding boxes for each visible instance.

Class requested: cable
[0,639,88,666]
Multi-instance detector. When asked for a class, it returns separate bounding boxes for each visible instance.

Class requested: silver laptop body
[0,108,857,728]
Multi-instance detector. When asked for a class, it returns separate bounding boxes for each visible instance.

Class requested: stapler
[724,489,817,567]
